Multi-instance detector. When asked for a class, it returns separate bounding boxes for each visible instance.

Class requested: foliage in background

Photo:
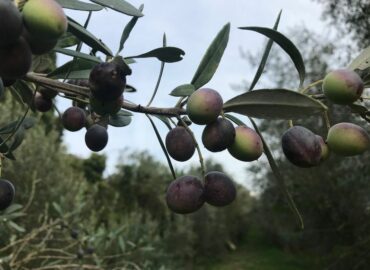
[241,24,370,269]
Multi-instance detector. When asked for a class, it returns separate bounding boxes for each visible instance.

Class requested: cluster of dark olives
[165,88,263,163]
[59,62,127,152]
[282,69,370,167]
[164,87,266,214]
[166,171,236,214]
[0,0,68,211]
[0,0,67,82]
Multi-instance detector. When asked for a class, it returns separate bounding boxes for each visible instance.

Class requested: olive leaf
[118,4,144,54]
[48,59,96,79]
[239,26,305,88]
[223,89,327,119]
[348,46,370,70]
[170,84,195,97]
[89,0,144,17]
[109,111,132,127]
[248,10,282,91]
[56,0,103,11]
[191,23,230,90]
[126,47,185,63]
[54,48,102,63]
[67,18,113,56]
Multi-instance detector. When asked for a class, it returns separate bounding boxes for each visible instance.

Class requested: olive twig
[24,73,187,117]
[300,79,323,94]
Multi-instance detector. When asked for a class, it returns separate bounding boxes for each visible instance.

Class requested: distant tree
[241,25,370,269]
[314,0,370,48]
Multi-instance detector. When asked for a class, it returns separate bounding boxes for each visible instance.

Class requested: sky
[58,0,326,192]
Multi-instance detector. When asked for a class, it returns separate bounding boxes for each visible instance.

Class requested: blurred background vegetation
[0,1,370,269]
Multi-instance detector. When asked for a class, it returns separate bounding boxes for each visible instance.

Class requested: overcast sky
[58,0,326,191]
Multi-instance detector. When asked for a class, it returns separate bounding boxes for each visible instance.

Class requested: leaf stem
[300,79,323,94]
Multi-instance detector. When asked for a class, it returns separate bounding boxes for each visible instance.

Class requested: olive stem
[288,120,293,128]
[300,79,323,94]
[323,111,331,132]
[177,116,206,179]
[24,73,187,117]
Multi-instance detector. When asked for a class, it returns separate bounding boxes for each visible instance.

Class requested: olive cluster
[165,88,264,214]
[58,62,127,152]
[0,0,68,212]
[282,69,370,168]
[0,0,67,83]
[166,172,236,214]
[166,88,263,162]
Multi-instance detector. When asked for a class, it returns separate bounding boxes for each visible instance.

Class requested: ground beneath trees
[197,228,316,270]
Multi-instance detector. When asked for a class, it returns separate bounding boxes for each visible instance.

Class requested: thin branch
[24,73,186,117]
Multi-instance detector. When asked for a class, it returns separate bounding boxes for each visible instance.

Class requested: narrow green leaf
[9,126,25,152]
[0,118,36,134]
[223,89,327,119]
[56,0,103,11]
[48,59,96,79]
[126,47,185,63]
[124,58,136,65]
[67,19,113,56]
[109,112,132,127]
[249,10,282,91]
[224,114,245,126]
[52,202,63,216]
[89,0,143,17]
[119,236,126,252]
[239,26,305,88]
[124,84,137,92]
[118,109,133,116]
[153,115,172,130]
[8,220,25,232]
[146,115,176,179]
[54,48,102,63]
[249,117,304,229]
[191,23,230,90]
[32,54,55,74]
[56,32,79,48]
[3,204,23,214]
[13,81,34,106]
[348,46,370,70]
[118,4,144,54]
[170,84,195,97]
[4,212,26,219]
[147,33,167,106]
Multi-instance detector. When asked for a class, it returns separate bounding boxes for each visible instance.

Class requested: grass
[196,227,317,270]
